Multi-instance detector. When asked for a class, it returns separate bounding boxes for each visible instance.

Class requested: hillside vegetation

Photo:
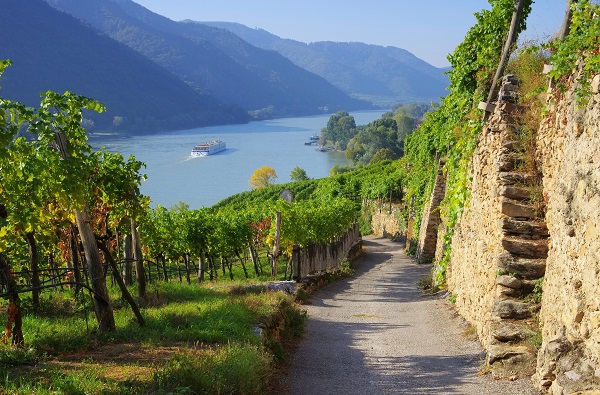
[0,0,249,134]
[202,21,449,107]
[44,0,369,121]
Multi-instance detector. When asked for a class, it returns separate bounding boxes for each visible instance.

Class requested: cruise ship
[191,140,226,157]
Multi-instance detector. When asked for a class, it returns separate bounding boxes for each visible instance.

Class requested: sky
[132,0,569,68]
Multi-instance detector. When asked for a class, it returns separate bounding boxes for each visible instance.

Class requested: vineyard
[1,57,406,360]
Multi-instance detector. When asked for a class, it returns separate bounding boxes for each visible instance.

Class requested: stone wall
[534,73,600,394]
[416,162,445,263]
[369,201,404,240]
[446,76,548,375]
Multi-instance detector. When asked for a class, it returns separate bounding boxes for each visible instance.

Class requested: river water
[92,110,386,209]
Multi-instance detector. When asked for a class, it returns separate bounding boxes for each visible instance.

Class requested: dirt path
[283,236,536,395]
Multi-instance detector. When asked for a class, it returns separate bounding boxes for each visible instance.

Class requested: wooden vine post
[56,132,116,333]
[272,211,282,278]
[130,218,146,300]
[481,0,527,120]
[74,208,116,332]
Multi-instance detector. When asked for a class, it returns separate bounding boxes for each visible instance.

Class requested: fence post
[272,211,282,278]
[292,244,301,281]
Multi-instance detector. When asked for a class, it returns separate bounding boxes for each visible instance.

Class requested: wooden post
[484,0,526,121]
[558,0,575,41]
[130,218,146,299]
[75,208,116,332]
[272,211,282,278]
[24,232,40,310]
[292,244,301,281]
[122,233,133,285]
[97,241,145,326]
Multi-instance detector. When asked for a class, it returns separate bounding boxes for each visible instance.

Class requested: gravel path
[284,236,536,395]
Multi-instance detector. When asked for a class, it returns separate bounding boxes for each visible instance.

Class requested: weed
[417,273,433,291]
[448,294,458,304]
[526,277,544,304]
[338,258,354,277]
[528,329,543,351]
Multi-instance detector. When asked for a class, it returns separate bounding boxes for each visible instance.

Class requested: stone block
[496,153,520,172]
[493,299,533,319]
[499,185,531,200]
[496,253,546,279]
[501,198,535,219]
[499,218,549,238]
[497,275,522,289]
[492,322,534,342]
[498,171,534,185]
[592,74,600,94]
[502,236,549,259]
[487,344,533,364]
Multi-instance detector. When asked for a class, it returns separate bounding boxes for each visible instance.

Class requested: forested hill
[200,22,449,107]
[44,0,370,121]
[0,0,249,134]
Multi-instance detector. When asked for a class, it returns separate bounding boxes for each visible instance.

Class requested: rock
[502,236,549,258]
[497,275,522,289]
[496,253,546,279]
[592,74,600,94]
[499,185,531,200]
[499,218,549,238]
[492,322,534,342]
[493,299,533,319]
[501,198,536,219]
[498,171,535,185]
[496,154,519,172]
[487,344,533,364]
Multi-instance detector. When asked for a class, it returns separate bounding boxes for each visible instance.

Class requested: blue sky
[133,0,568,67]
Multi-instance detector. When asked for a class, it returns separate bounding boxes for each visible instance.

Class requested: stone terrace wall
[369,201,404,240]
[447,76,549,375]
[534,74,600,394]
[447,103,513,349]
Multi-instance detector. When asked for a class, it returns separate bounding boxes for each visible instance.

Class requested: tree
[370,148,396,164]
[321,111,357,149]
[249,166,277,189]
[290,166,309,182]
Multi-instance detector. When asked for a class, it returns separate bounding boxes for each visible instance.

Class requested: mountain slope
[201,22,449,106]
[44,0,370,118]
[0,0,248,134]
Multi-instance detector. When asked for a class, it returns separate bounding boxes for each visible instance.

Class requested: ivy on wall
[403,0,533,284]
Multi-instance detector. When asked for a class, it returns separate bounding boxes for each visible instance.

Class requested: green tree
[370,148,396,164]
[321,111,357,149]
[249,166,277,189]
[290,166,309,182]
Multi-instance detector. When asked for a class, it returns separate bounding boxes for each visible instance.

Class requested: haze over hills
[43,0,369,122]
[0,0,249,134]
[0,0,447,135]
[200,22,450,107]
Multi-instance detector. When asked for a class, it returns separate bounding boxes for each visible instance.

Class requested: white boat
[191,140,226,156]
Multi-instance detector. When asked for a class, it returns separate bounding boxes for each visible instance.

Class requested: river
[92,110,387,209]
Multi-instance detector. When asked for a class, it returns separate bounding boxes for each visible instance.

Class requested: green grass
[0,281,306,394]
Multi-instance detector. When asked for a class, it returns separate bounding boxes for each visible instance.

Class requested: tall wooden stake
[484,0,526,120]
[272,211,282,278]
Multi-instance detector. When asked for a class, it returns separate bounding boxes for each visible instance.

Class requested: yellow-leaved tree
[249,166,277,189]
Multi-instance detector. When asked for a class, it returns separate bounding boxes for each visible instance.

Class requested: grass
[0,281,306,394]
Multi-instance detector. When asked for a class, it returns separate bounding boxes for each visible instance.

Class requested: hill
[0,0,249,134]
[200,22,449,107]
[44,0,370,119]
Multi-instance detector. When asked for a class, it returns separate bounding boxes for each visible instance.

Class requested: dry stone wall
[533,72,600,395]
[416,162,445,263]
[369,201,404,240]
[446,75,548,375]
